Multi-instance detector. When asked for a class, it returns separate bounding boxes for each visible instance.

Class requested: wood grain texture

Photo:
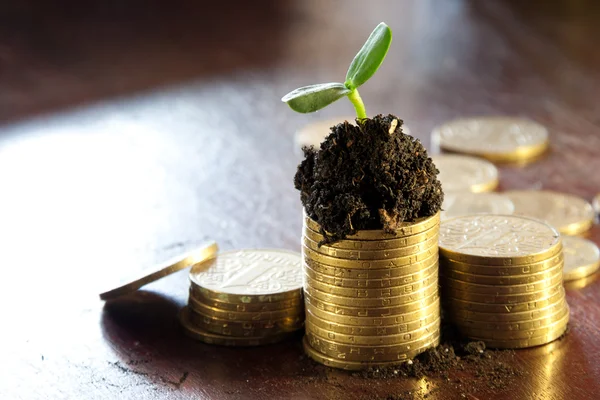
[0,0,599,399]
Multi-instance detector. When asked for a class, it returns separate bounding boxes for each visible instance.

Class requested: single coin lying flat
[189,249,303,304]
[562,236,600,281]
[99,241,219,300]
[504,190,595,236]
[431,154,499,193]
[439,214,561,265]
[433,117,549,162]
[441,192,514,221]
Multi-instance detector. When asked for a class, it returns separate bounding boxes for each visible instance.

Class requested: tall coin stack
[301,212,441,370]
[439,215,570,349]
[179,249,305,346]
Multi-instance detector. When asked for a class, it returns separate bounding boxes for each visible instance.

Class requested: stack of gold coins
[439,215,570,349]
[301,212,441,370]
[179,249,305,346]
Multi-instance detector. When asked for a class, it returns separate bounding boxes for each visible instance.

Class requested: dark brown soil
[296,318,538,400]
[352,321,526,399]
[294,114,443,243]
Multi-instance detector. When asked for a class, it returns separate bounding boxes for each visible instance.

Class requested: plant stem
[347,89,367,119]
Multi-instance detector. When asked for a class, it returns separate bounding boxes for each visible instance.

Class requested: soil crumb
[353,322,523,391]
[296,320,533,400]
[294,114,443,243]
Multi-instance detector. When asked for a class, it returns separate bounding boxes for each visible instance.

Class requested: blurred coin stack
[439,215,570,349]
[301,212,441,370]
[179,249,305,346]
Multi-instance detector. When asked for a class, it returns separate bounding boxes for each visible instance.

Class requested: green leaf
[281,83,351,113]
[344,22,392,90]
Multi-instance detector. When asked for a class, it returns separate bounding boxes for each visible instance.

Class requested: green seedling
[281,22,392,119]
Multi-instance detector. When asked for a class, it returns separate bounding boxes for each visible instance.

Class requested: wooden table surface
[1,1,599,399]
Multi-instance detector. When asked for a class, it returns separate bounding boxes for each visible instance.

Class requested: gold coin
[439,215,561,266]
[306,326,440,362]
[445,287,565,314]
[302,244,439,269]
[302,337,424,371]
[433,117,549,162]
[179,307,296,346]
[440,252,563,276]
[304,266,438,299]
[431,154,499,193]
[100,240,219,300]
[302,233,439,260]
[189,286,303,312]
[564,272,598,290]
[294,116,356,150]
[562,236,600,281]
[451,301,568,331]
[304,251,439,279]
[186,306,304,337]
[304,212,440,240]
[189,249,303,304]
[448,295,566,323]
[304,292,439,325]
[475,323,568,349]
[303,223,439,250]
[305,277,439,307]
[440,260,563,285]
[305,299,440,334]
[304,259,438,290]
[442,282,562,304]
[304,268,438,298]
[441,192,514,221]
[458,307,569,341]
[441,269,563,295]
[306,316,441,346]
[504,190,595,235]
[188,294,303,322]
[305,260,439,289]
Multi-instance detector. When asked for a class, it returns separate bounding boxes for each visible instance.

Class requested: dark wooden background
[1,0,599,399]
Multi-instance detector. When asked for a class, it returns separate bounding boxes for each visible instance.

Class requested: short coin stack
[180,249,305,346]
[439,215,570,349]
[301,212,441,370]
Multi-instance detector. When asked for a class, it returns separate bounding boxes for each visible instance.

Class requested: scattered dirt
[294,114,443,243]
[297,319,532,400]
[356,321,526,398]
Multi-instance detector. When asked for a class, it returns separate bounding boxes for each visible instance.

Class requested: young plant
[281,22,392,119]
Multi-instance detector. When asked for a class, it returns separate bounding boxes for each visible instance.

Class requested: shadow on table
[101,290,183,339]
[100,290,308,390]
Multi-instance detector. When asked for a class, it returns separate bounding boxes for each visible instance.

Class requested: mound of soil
[295,114,443,243]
